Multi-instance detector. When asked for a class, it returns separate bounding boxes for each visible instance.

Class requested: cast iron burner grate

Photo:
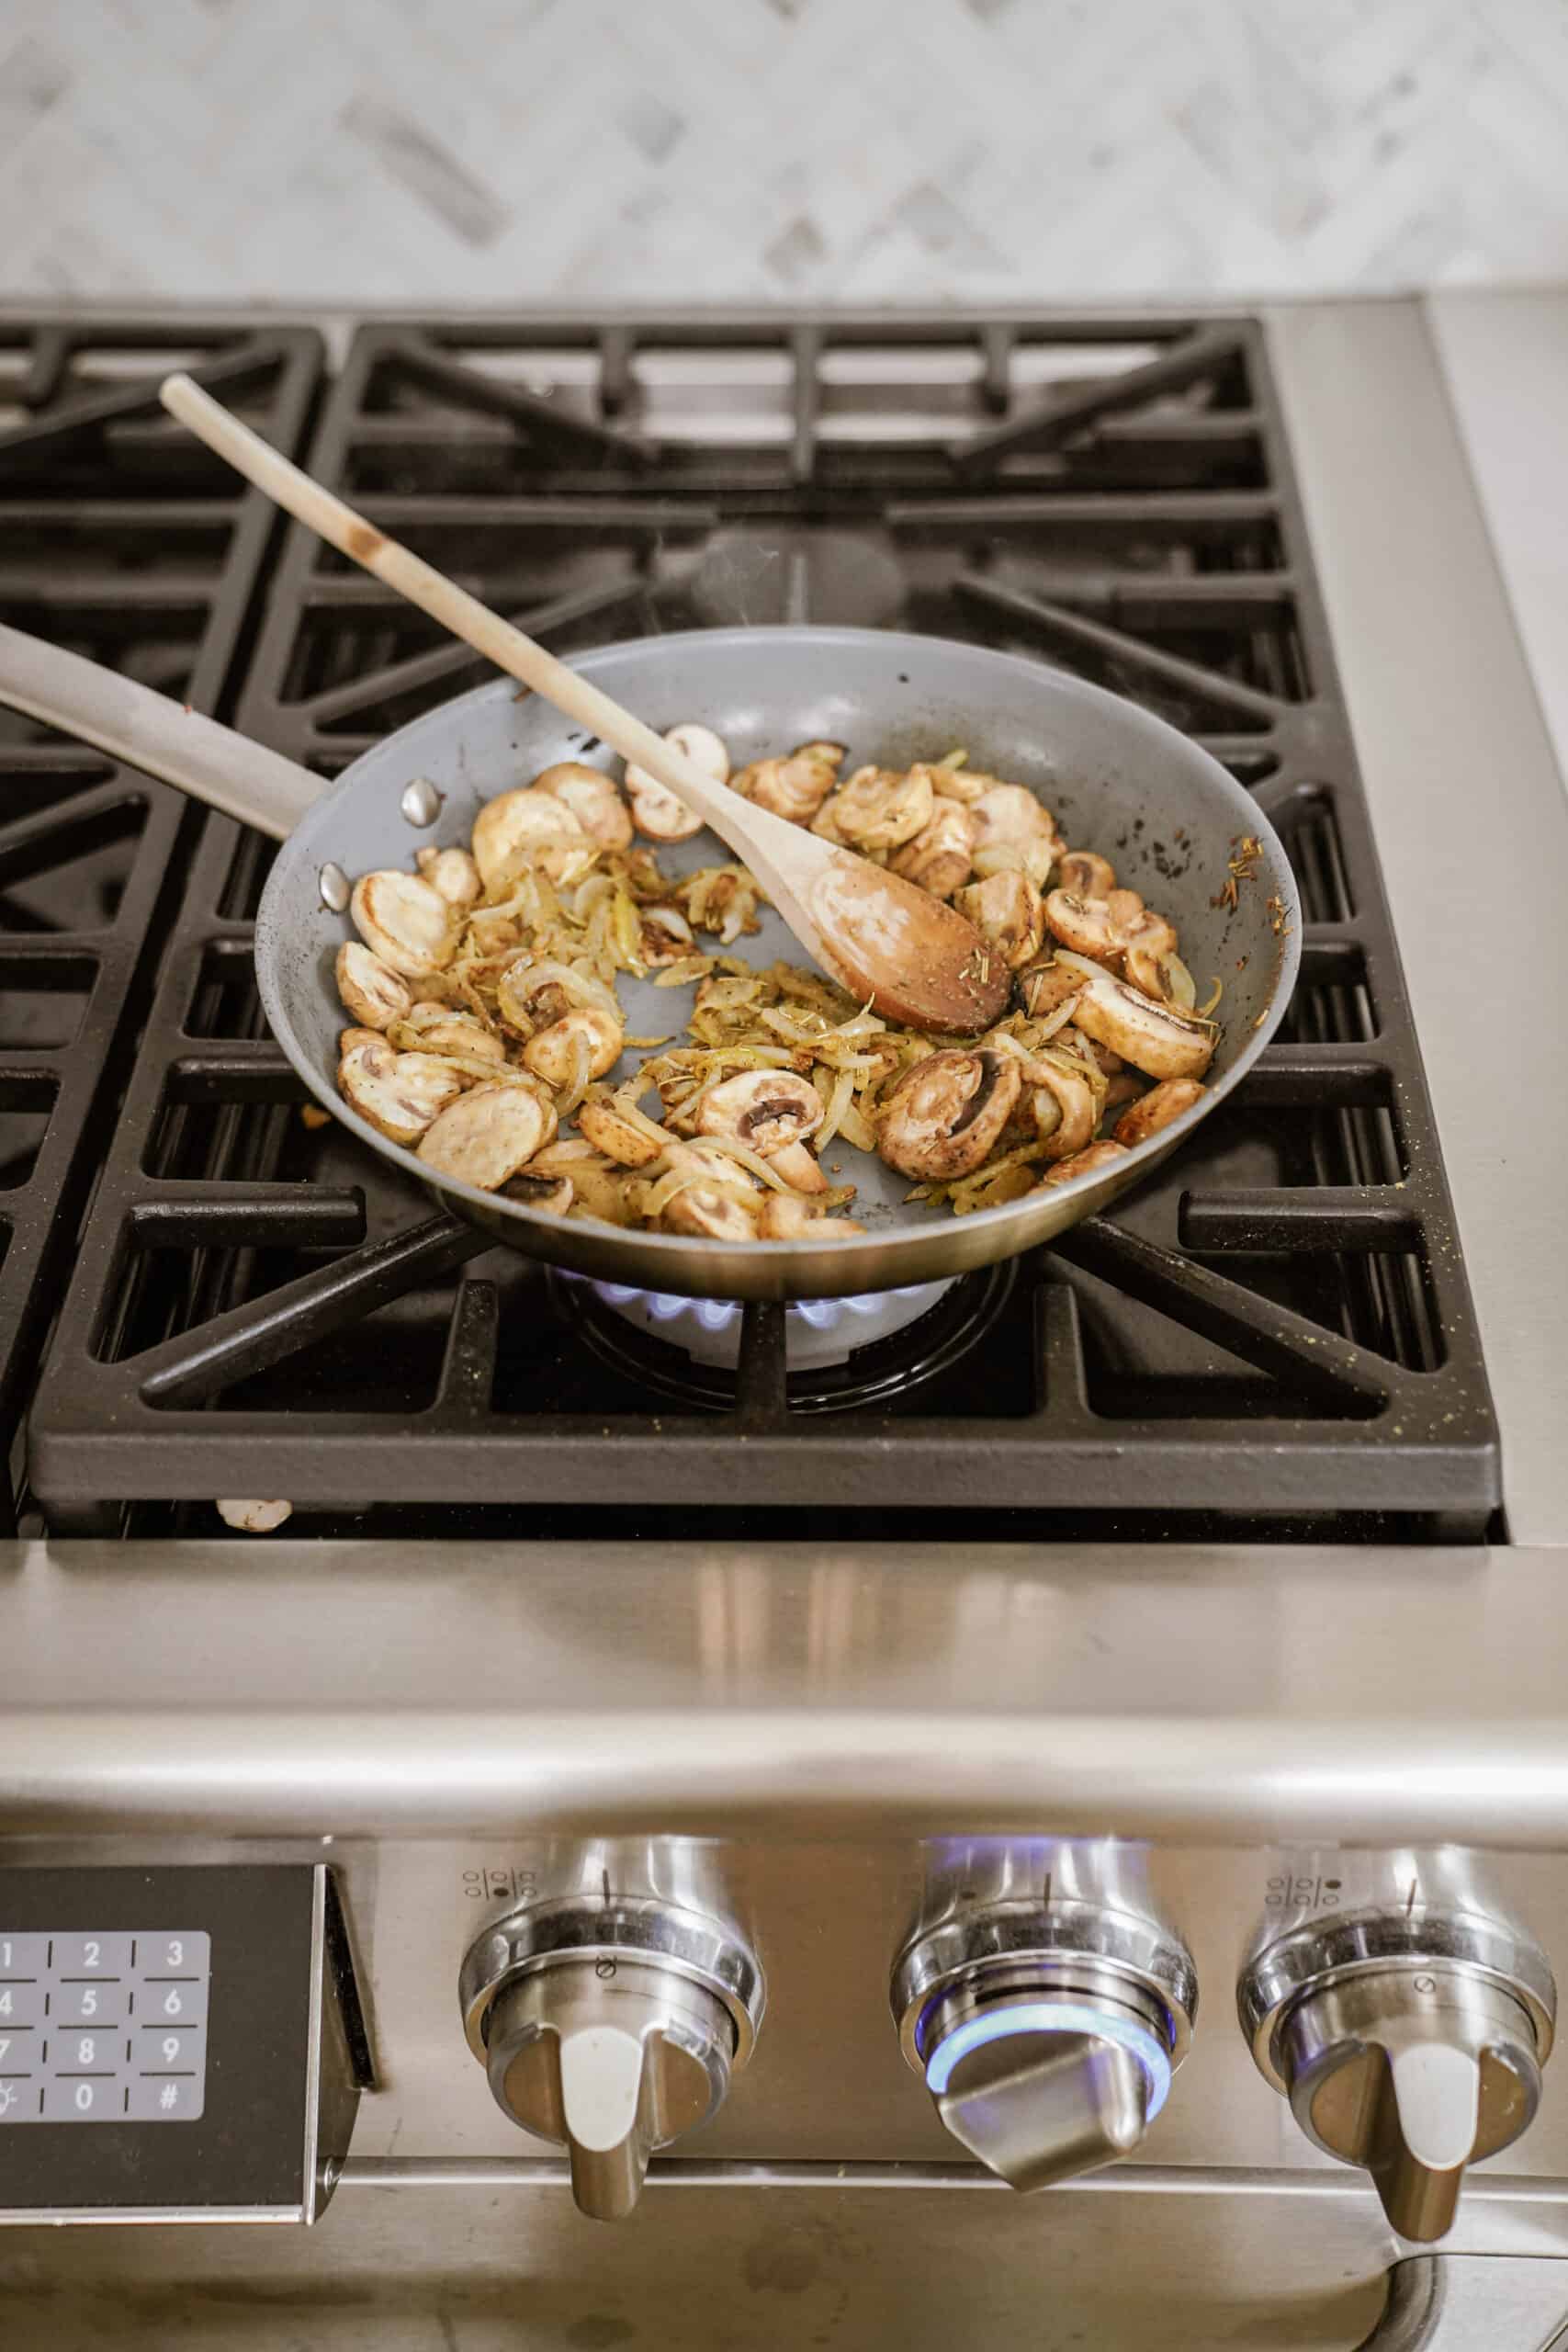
[0,316,321,1531]
[23,312,1499,1541]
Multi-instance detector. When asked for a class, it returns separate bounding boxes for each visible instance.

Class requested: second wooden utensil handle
[159,372,730,828]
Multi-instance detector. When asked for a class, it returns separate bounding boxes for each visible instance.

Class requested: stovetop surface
[0,311,1497,1542]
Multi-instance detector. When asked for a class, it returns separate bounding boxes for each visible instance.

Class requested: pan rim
[255,624,1303,1295]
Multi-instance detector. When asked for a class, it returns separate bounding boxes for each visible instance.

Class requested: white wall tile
[3,0,1566,303]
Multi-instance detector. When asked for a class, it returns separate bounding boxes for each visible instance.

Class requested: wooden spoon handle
[160,372,734,833]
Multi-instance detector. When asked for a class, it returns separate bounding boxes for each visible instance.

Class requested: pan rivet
[318,861,351,913]
[400,775,445,828]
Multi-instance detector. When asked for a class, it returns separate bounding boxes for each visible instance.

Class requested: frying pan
[0,621,1301,1301]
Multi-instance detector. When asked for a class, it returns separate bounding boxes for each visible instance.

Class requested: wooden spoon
[159,374,1010,1037]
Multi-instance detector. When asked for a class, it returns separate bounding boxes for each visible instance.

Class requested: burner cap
[687,527,907,629]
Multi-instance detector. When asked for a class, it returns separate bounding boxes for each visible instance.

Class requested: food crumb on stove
[217,1498,293,1533]
[300,1104,331,1129]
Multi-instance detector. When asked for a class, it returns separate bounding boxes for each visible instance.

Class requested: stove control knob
[1239,1915,1555,2243]
[891,1902,1196,2191]
[460,1896,763,2222]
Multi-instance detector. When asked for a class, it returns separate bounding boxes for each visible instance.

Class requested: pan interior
[255,628,1298,1288]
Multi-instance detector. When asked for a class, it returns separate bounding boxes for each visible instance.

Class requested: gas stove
[3,296,1568,2351]
[3,311,1495,1544]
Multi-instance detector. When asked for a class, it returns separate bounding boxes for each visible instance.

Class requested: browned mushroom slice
[825,763,935,852]
[892,800,977,900]
[502,1171,575,1215]
[1056,849,1117,899]
[660,1181,761,1240]
[1027,1050,1102,1162]
[953,870,1045,971]
[766,1139,828,1194]
[970,785,1065,886]
[578,1092,670,1169]
[875,1049,1021,1181]
[350,870,457,977]
[639,906,697,967]
[757,1193,866,1239]
[338,1035,466,1146]
[921,760,989,806]
[471,787,590,890]
[1057,955,1215,1080]
[1014,957,1086,1024]
[531,761,634,852]
[496,956,618,1034]
[416,1081,558,1190]
[522,1005,624,1088]
[625,721,728,842]
[336,940,412,1032]
[1124,942,1197,1008]
[415,844,483,907]
[734,745,840,825]
[1039,1139,1132,1187]
[1114,1076,1206,1146]
[1044,885,1179,971]
[397,1002,508,1063]
[695,1069,824,1158]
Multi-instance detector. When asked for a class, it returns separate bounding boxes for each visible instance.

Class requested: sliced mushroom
[336,940,412,1032]
[400,997,510,1063]
[502,1171,575,1216]
[350,870,457,977]
[1058,848,1116,899]
[1039,1139,1132,1187]
[416,1081,558,1190]
[953,870,1045,971]
[470,787,590,890]
[625,721,728,842]
[1124,942,1197,1008]
[660,1181,761,1240]
[1043,884,1178,971]
[216,1498,293,1533]
[578,1092,669,1169]
[757,1193,865,1239]
[1014,957,1085,1024]
[970,785,1065,887]
[1114,1076,1206,1146]
[639,905,696,967]
[415,844,483,907]
[875,1048,1021,1182]
[531,761,634,853]
[1027,1050,1102,1162]
[338,1024,385,1059]
[522,1005,623,1088]
[824,763,935,852]
[496,956,618,1034]
[338,1034,465,1146]
[766,1138,828,1195]
[891,800,976,900]
[809,797,847,846]
[922,761,990,807]
[696,1069,824,1158]
[1058,955,1215,1080]
[734,745,840,825]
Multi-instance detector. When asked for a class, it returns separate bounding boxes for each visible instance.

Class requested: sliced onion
[815,1066,854,1149]
[682,1135,794,1193]
[554,1030,593,1120]
[1031,997,1080,1044]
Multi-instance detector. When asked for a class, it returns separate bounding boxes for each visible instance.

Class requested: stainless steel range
[2,293,1567,2350]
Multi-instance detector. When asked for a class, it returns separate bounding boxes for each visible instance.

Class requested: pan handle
[0,622,323,840]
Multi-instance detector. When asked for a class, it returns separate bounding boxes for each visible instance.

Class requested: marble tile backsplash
[4,0,1568,305]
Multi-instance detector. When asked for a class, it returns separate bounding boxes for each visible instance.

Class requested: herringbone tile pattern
[3,0,1567,301]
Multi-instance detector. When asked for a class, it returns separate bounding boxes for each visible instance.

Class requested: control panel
[0,1866,363,2224]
